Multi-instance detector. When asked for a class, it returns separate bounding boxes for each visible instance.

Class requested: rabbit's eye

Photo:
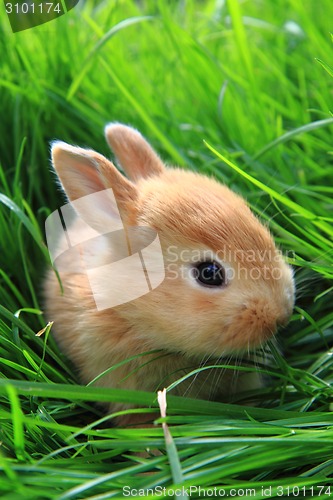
[194,261,225,287]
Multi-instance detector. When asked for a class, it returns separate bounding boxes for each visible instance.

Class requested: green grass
[0,0,333,498]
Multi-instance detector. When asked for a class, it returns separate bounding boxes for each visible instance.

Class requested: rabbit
[44,123,295,426]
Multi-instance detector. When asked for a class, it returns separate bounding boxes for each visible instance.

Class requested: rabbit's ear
[104,123,165,182]
[51,142,137,231]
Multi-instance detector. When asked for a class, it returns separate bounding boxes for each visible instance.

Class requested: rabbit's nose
[222,300,279,351]
[277,313,291,329]
[241,299,280,338]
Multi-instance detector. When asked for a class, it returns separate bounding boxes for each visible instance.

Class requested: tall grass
[0,0,332,498]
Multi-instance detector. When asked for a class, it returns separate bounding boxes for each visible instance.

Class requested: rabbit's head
[51,124,295,359]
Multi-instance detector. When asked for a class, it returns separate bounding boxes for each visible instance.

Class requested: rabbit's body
[44,124,295,423]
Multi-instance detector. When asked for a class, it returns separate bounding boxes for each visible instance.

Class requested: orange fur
[44,123,295,425]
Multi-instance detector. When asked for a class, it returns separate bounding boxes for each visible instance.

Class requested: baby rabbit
[44,124,295,425]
